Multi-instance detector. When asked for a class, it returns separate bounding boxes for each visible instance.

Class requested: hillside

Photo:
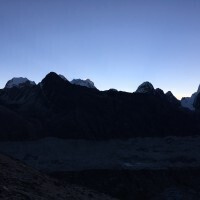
[0,72,199,140]
[0,154,116,200]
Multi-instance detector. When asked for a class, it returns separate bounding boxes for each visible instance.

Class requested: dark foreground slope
[0,154,116,200]
[0,72,199,140]
[52,169,200,200]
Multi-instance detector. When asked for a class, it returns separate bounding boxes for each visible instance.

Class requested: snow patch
[5,77,36,89]
[181,84,200,110]
[71,79,96,89]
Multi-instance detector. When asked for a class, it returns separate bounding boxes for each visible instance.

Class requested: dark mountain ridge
[0,72,199,140]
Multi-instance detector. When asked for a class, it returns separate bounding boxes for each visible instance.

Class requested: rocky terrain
[52,169,200,200]
[0,136,200,172]
[1,72,200,199]
[0,154,116,200]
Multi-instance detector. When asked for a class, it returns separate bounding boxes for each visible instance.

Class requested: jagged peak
[5,77,36,89]
[166,91,174,97]
[136,81,154,93]
[40,72,71,88]
[71,78,96,89]
[165,91,180,106]
[42,72,68,82]
[165,91,179,100]
[41,72,59,84]
[155,88,165,96]
[180,84,200,111]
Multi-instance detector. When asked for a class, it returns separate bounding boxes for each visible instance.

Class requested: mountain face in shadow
[0,72,199,140]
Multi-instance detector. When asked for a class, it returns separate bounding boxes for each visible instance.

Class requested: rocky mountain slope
[181,85,200,110]
[71,78,96,89]
[0,72,199,140]
[52,169,200,200]
[0,153,116,200]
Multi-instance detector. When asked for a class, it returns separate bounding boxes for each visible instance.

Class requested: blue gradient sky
[0,0,200,98]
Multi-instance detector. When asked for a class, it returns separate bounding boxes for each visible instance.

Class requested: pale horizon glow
[0,0,200,99]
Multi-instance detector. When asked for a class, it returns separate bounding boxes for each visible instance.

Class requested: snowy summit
[181,85,200,110]
[71,79,96,89]
[5,77,36,89]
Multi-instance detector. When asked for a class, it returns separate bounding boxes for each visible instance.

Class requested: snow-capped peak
[71,79,96,89]
[5,77,36,89]
[181,85,200,111]
[135,81,154,94]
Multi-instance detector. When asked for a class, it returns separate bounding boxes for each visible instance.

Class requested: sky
[0,0,200,99]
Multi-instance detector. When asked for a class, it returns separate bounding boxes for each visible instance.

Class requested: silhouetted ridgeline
[0,72,200,140]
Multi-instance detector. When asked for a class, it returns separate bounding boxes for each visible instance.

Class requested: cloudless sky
[0,0,200,98]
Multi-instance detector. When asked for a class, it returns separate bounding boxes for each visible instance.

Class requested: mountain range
[0,72,200,140]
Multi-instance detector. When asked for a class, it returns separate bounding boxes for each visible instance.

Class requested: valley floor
[0,136,200,171]
[1,136,200,199]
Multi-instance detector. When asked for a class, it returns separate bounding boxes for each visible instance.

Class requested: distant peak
[5,77,35,89]
[166,91,174,97]
[42,72,67,82]
[136,81,154,93]
[71,78,96,89]
[166,91,179,100]
[180,84,200,111]
[40,72,71,88]
[45,72,59,79]
[155,88,165,96]
[41,72,59,83]
[166,91,180,106]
